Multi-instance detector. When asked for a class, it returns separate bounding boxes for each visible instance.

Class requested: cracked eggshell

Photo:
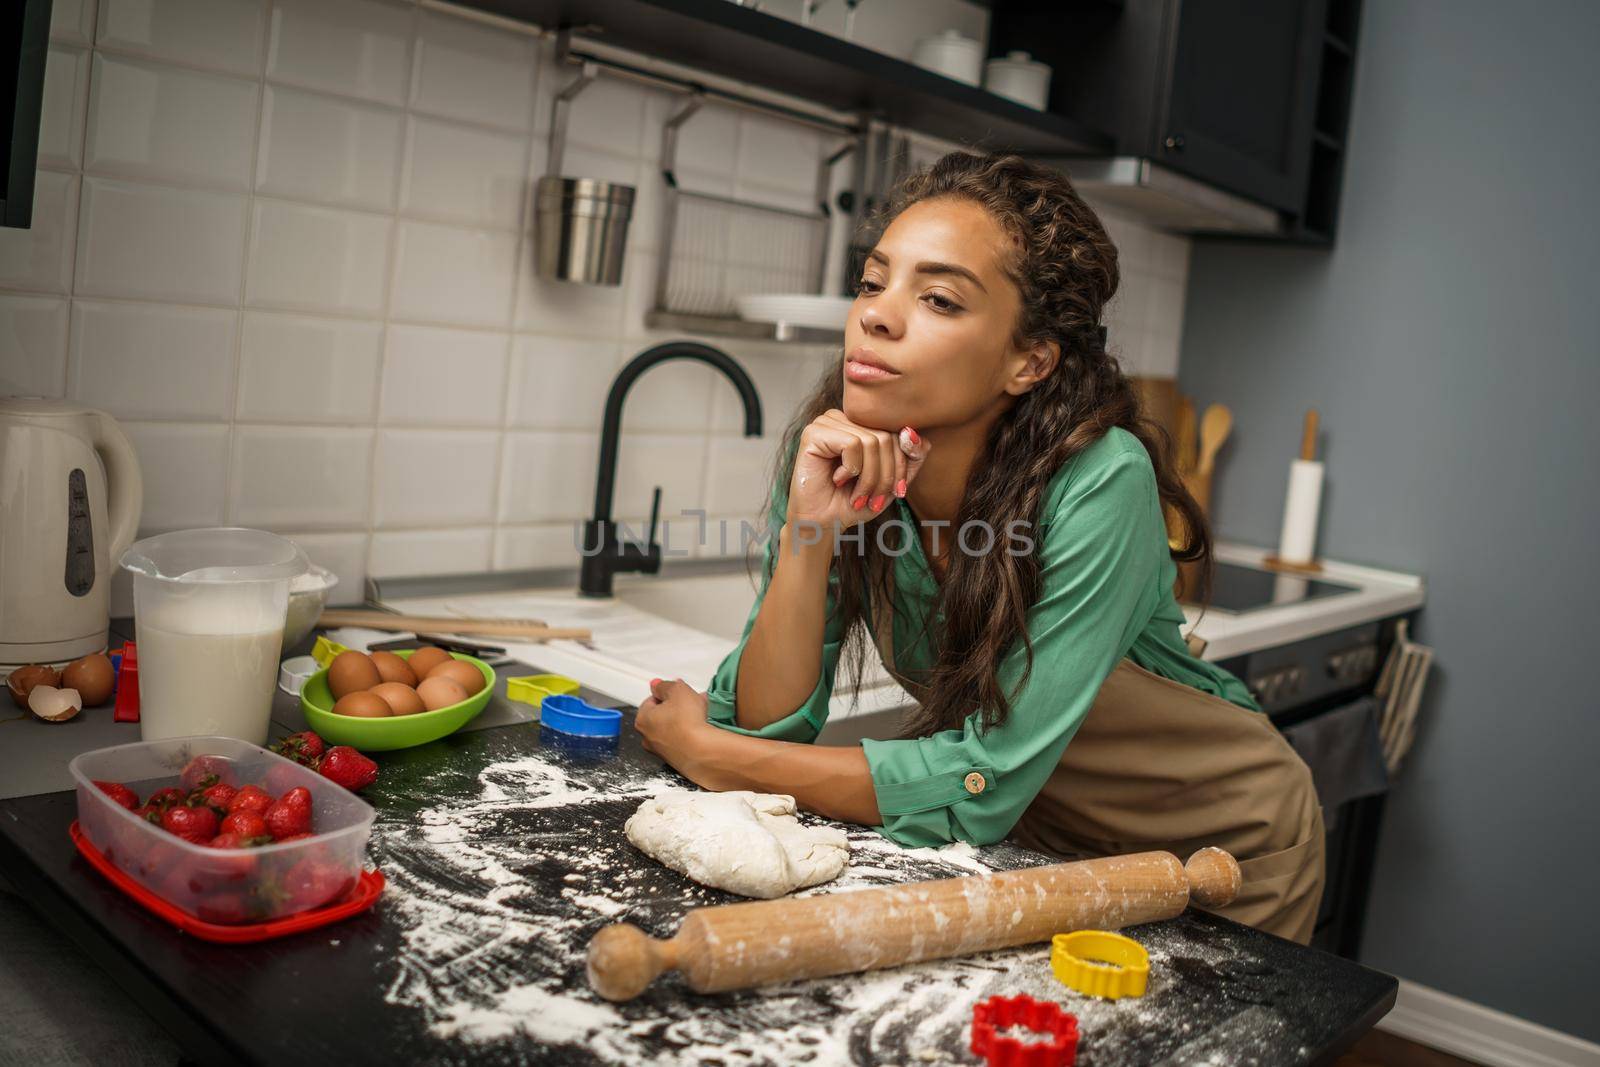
[27,684,82,723]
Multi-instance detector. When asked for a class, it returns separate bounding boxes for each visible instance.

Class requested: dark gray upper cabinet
[991,0,1361,241]
[1,0,51,230]
[1160,0,1324,212]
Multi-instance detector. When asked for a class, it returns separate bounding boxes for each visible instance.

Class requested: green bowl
[300,650,496,751]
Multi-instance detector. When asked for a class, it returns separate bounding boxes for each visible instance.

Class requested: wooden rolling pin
[587,847,1240,1001]
[316,609,591,642]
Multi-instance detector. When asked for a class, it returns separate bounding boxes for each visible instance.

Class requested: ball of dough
[625,790,849,899]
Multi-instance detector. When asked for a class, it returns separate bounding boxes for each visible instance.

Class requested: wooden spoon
[1196,404,1234,478]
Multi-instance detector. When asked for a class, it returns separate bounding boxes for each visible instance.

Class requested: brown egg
[416,675,469,712]
[6,664,61,709]
[62,652,115,706]
[332,691,392,718]
[328,651,381,699]
[406,646,451,680]
[370,681,425,716]
[424,658,485,697]
[370,650,417,687]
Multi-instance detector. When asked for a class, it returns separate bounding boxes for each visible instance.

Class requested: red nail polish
[903,426,920,445]
[852,495,868,510]
[650,678,661,686]
[870,494,887,510]
[894,479,907,498]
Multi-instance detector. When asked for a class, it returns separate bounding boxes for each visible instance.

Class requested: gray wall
[1177,0,1600,1042]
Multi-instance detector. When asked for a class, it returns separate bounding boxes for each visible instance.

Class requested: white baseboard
[1377,979,1600,1067]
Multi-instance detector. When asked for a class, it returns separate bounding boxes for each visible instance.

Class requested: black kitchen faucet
[579,341,763,597]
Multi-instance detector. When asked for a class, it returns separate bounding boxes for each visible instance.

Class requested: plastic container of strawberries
[69,736,375,925]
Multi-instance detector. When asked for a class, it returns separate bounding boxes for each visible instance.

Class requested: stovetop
[1193,560,1360,615]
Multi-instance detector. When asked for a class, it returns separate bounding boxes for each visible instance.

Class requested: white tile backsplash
[85,54,259,190]
[401,116,527,229]
[76,178,247,303]
[96,0,267,76]
[410,9,536,133]
[498,431,599,524]
[51,0,97,46]
[3,8,1193,586]
[380,324,508,425]
[0,295,70,395]
[124,421,232,532]
[69,300,238,419]
[39,46,90,170]
[369,526,493,578]
[0,170,78,293]
[280,530,368,605]
[492,522,582,572]
[245,199,391,315]
[256,85,403,211]
[389,219,517,327]
[236,311,384,422]
[231,425,373,528]
[266,0,412,106]
[373,428,500,525]
[505,334,619,430]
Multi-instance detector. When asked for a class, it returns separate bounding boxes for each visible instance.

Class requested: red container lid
[70,821,383,944]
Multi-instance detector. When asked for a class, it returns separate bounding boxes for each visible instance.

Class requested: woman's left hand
[634,677,714,771]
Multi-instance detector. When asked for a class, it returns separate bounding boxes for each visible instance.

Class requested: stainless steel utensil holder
[534,61,636,287]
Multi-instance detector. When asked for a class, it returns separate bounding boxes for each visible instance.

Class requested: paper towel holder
[1264,408,1325,573]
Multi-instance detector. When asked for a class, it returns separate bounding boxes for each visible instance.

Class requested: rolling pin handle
[587,922,678,1002]
[1183,847,1243,908]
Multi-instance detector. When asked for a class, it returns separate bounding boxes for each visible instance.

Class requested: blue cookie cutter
[539,693,623,738]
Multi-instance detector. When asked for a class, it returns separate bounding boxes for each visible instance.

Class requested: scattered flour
[373,748,1299,1064]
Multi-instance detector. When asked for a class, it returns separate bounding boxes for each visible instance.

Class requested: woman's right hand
[786,409,929,529]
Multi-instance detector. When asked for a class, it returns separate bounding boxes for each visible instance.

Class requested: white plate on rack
[735,294,853,331]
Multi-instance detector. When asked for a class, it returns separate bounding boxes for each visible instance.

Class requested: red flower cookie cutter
[970,994,1079,1067]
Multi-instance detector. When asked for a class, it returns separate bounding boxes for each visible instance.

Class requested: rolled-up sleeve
[704,485,846,743]
[861,449,1162,848]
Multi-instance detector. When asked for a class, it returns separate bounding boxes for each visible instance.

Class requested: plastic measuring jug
[120,528,307,744]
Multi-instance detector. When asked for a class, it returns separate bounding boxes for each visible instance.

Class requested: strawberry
[274,832,311,844]
[195,892,252,925]
[271,731,326,768]
[205,832,247,849]
[219,810,268,840]
[281,859,354,913]
[316,746,378,792]
[145,786,184,811]
[198,781,237,814]
[159,801,219,845]
[226,784,272,816]
[179,754,236,793]
[93,780,139,810]
[264,786,312,840]
[132,803,162,824]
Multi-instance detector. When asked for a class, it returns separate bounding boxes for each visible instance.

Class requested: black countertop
[0,633,1395,1065]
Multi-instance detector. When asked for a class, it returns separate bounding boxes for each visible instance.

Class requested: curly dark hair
[765,150,1211,737]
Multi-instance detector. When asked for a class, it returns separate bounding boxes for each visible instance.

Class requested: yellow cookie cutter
[311,635,352,668]
[506,673,580,707]
[1050,930,1150,999]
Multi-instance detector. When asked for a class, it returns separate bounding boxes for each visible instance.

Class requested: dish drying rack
[645,90,857,343]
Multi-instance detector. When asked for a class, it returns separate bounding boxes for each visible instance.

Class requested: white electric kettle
[0,397,143,668]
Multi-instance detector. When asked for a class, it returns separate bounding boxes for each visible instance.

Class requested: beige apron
[871,594,1326,945]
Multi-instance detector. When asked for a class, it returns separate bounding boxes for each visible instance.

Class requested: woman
[634,151,1324,944]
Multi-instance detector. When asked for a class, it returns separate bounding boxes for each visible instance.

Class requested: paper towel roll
[1277,459,1324,564]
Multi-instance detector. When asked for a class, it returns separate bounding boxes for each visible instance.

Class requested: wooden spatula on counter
[587,847,1240,1001]
[316,609,591,642]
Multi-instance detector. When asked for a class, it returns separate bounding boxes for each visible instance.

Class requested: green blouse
[704,426,1261,849]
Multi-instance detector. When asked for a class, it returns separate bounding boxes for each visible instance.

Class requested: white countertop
[376,541,1423,720]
